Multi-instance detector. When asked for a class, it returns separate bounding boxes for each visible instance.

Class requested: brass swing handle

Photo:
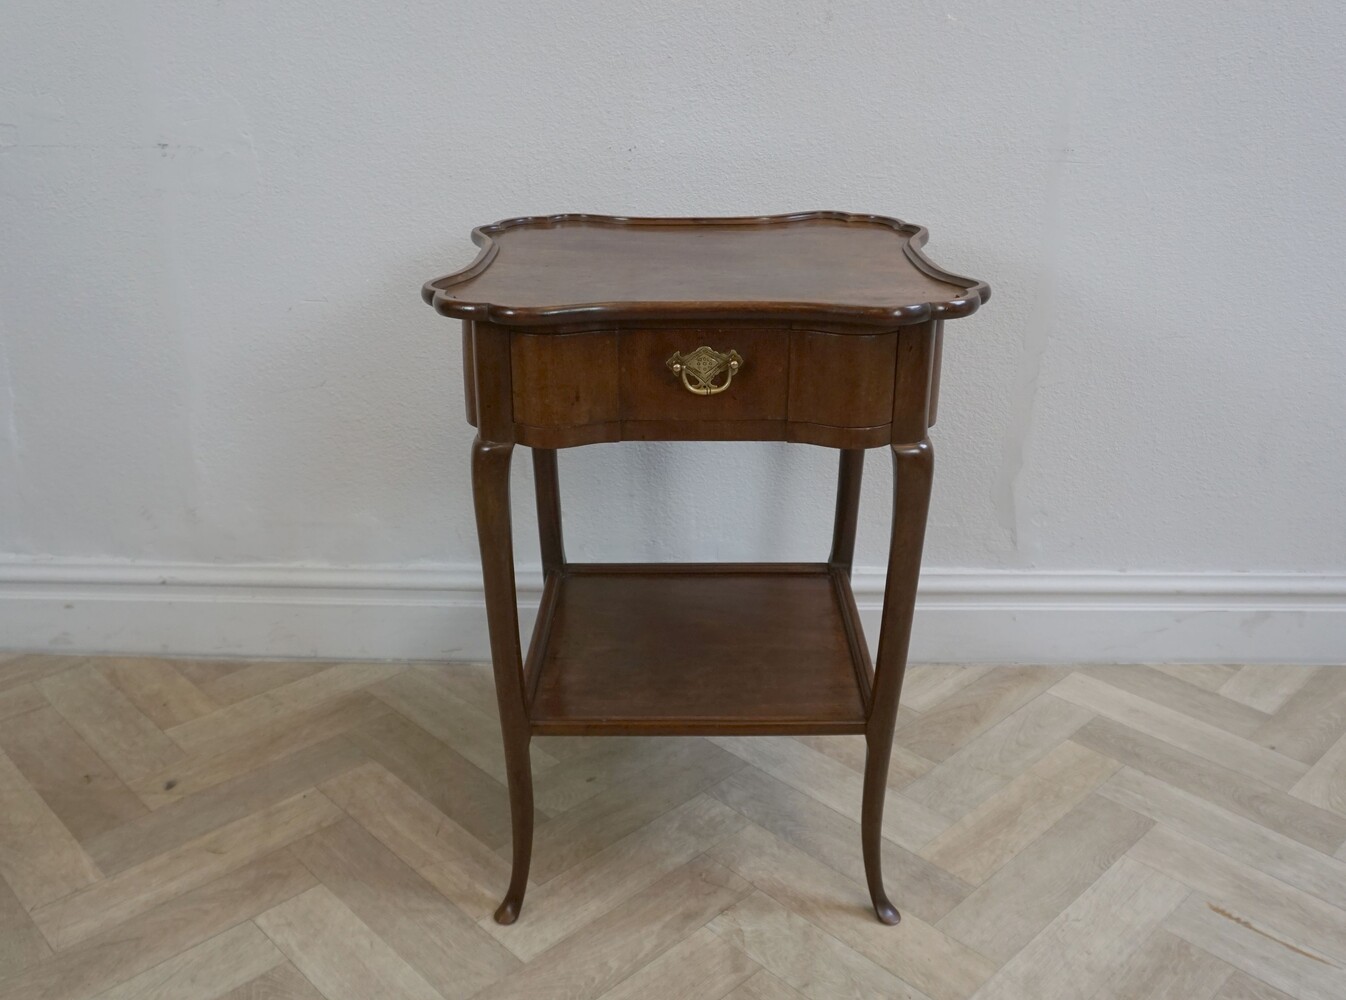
[666,346,744,396]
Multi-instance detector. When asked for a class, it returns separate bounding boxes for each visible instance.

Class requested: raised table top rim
[423,211,990,328]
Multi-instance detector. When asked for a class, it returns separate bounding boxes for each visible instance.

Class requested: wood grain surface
[1,653,1344,999]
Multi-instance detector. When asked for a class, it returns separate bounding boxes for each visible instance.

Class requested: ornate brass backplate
[666,345,744,395]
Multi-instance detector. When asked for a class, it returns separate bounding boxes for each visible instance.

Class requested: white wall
[2,1,1344,662]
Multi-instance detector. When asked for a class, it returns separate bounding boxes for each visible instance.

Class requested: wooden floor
[1,656,1344,999]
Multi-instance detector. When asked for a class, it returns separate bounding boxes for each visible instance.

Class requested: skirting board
[1,560,1343,665]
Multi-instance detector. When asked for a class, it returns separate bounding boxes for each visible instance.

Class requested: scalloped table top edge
[422,212,989,328]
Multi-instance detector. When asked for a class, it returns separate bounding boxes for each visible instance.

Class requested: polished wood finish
[619,327,788,424]
[510,332,619,429]
[828,449,865,575]
[789,329,898,428]
[503,321,918,450]
[429,212,988,926]
[423,212,988,327]
[527,565,869,735]
[470,438,533,925]
[865,439,935,924]
[530,449,565,578]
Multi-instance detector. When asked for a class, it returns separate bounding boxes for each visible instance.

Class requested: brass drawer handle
[666,346,743,395]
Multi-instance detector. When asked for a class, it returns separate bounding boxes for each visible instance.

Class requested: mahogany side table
[422,212,989,926]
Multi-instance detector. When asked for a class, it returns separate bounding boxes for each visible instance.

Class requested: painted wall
[2,2,1344,660]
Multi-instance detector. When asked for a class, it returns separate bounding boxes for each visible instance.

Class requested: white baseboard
[1,559,1343,665]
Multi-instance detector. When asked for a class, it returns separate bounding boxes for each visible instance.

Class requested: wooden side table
[422,212,989,926]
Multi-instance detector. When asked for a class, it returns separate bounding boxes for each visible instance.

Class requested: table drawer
[620,327,788,423]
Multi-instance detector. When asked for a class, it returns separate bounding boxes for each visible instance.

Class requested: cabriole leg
[861,438,934,925]
[472,436,533,924]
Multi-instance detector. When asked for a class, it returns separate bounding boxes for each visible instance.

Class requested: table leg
[472,436,534,925]
[862,438,933,925]
[532,448,566,576]
[828,448,865,574]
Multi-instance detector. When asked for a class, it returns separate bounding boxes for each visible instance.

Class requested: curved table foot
[872,896,902,926]
[494,895,524,925]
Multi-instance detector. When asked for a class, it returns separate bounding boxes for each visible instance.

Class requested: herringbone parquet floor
[1,655,1345,999]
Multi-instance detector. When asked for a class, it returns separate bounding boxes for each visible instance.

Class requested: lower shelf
[524,563,873,735]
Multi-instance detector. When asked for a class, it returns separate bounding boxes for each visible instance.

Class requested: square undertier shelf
[524,563,874,735]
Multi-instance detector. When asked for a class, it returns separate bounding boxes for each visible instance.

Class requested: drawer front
[511,330,619,428]
[620,327,788,423]
[788,328,898,428]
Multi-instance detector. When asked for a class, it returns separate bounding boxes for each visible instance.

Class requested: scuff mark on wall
[0,333,26,551]
[155,94,258,198]
[995,75,1078,559]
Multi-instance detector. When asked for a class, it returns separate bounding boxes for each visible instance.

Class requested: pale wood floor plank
[130,693,390,809]
[0,705,148,843]
[472,856,751,1000]
[1129,824,1346,966]
[216,963,325,1000]
[1,657,1341,1000]
[372,667,559,785]
[1253,665,1346,765]
[0,872,51,980]
[921,740,1121,884]
[893,667,1062,763]
[531,737,684,816]
[708,766,972,924]
[0,683,46,721]
[166,663,405,755]
[723,969,809,1000]
[87,737,365,875]
[710,736,951,850]
[0,654,85,694]
[1290,729,1346,817]
[709,890,932,1000]
[0,747,101,910]
[38,664,184,783]
[898,666,992,713]
[1050,672,1306,789]
[32,789,342,950]
[791,726,931,791]
[1099,766,1346,910]
[1152,662,1241,692]
[485,794,745,961]
[0,850,314,1000]
[902,692,1092,820]
[1220,665,1319,714]
[254,885,443,1000]
[287,819,518,1000]
[197,661,337,706]
[318,761,515,921]
[593,926,759,1000]
[96,658,219,731]
[1165,893,1346,1000]
[346,711,516,849]
[170,660,255,690]
[91,921,283,1000]
[1073,716,1346,855]
[1213,972,1297,1000]
[1083,665,1271,738]
[523,737,744,884]
[967,857,1188,1000]
[712,823,995,1000]
[937,793,1152,964]
[1090,928,1233,1000]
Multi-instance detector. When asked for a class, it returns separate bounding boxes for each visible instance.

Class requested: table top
[422,212,988,328]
